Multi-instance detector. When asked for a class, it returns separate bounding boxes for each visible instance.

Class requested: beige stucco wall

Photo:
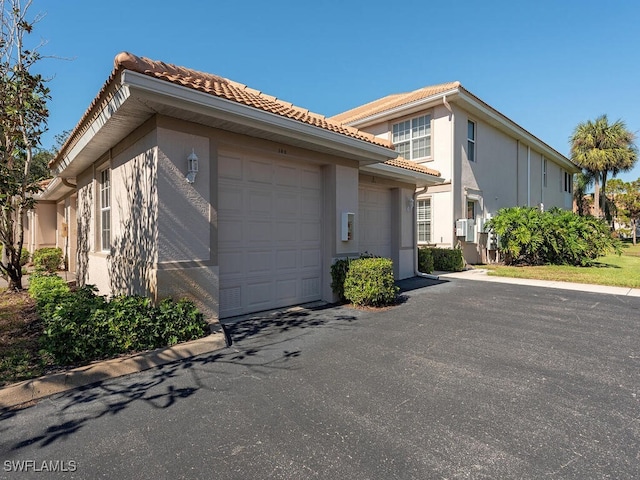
[25,202,56,254]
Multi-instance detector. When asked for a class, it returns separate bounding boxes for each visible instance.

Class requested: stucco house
[331,82,580,264]
[42,52,443,322]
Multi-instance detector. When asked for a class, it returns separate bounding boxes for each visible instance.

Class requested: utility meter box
[341,212,354,241]
[455,219,467,237]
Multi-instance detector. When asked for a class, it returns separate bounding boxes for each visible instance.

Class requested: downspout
[413,186,439,280]
[443,95,455,248]
[527,145,531,207]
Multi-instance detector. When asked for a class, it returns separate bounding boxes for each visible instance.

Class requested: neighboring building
[332,82,580,264]
[42,52,443,322]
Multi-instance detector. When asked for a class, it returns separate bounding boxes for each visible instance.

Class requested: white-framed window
[543,158,548,187]
[392,114,431,160]
[467,120,476,162]
[416,198,432,243]
[99,168,111,252]
[563,170,573,193]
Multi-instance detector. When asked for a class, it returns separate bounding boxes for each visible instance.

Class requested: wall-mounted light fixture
[186,149,199,184]
[406,197,415,212]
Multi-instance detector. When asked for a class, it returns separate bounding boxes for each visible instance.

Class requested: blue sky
[31,0,640,182]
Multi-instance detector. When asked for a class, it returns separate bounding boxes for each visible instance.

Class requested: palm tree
[570,115,638,218]
[573,170,595,216]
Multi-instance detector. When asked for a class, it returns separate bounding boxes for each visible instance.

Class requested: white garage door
[358,184,392,258]
[218,154,323,318]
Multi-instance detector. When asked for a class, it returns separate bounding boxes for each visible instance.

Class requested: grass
[0,289,54,386]
[482,241,640,288]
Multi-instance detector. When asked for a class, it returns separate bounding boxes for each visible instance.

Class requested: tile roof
[54,53,449,181]
[115,52,392,149]
[384,158,441,177]
[330,81,461,125]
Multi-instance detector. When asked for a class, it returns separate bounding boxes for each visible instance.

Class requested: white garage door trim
[218,154,323,318]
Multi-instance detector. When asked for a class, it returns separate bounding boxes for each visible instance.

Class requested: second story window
[392,114,431,160]
[563,171,573,193]
[467,120,476,162]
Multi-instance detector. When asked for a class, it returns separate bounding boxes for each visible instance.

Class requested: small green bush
[33,247,63,273]
[429,247,465,272]
[28,273,71,319]
[343,257,398,307]
[418,248,434,274]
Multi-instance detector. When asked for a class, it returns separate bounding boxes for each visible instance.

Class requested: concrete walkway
[437,268,640,297]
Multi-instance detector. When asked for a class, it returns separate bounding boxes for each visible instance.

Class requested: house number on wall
[278,148,287,155]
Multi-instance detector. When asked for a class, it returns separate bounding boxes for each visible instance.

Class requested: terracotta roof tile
[52,53,396,168]
[331,81,461,125]
[113,52,392,149]
[385,157,441,177]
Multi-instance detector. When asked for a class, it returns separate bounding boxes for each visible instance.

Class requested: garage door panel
[301,222,321,242]
[276,249,298,270]
[248,160,272,184]
[248,220,273,244]
[300,169,321,190]
[218,220,243,245]
[301,277,321,299]
[246,250,273,275]
[219,189,244,215]
[275,221,299,242]
[275,193,299,215]
[246,280,273,309]
[275,165,299,186]
[219,251,243,275]
[219,156,243,180]
[249,191,272,215]
[276,278,298,303]
[301,248,321,268]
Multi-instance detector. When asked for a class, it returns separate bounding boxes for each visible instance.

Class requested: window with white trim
[416,199,432,243]
[392,114,431,160]
[99,168,111,252]
[467,120,476,162]
[563,170,573,193]
[467,200,476,220]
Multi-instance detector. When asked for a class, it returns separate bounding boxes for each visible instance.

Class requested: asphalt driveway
[1,278,638,479]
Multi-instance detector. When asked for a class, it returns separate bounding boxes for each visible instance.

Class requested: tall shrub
[486,207,621,266]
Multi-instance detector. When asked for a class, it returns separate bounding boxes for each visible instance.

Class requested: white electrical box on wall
[455,219,467,237]
[341,212,354,241]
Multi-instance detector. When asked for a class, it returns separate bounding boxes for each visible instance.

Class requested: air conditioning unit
[455,219,467,237]
[466,219,476,243]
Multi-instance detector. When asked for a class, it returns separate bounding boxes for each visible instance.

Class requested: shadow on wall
[108,150,158,297]
[76,185,92,286]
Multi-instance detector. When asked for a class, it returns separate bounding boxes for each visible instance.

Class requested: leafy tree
[570,115,638,218]
[0,0,50,290]
[609,178,640,245]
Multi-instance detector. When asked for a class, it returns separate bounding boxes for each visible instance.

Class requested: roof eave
[122,71,397,165]
[343,88,461,128]
[361,163,444,188]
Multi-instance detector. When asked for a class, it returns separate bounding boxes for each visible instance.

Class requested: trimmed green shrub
[486,206,622,266]
[418,247,434,274]
[429,247,465,272]
[343,257,399,307]
[33,247,63,273]
[35,282,208,365]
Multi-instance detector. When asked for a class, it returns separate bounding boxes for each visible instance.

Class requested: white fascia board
[456,91,579,172]
[345,89,461,128]
[121,70,396,164]
[52,85,131,176]
[361,163,444,187]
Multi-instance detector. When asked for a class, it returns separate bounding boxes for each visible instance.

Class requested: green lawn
[483,242,640,289]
